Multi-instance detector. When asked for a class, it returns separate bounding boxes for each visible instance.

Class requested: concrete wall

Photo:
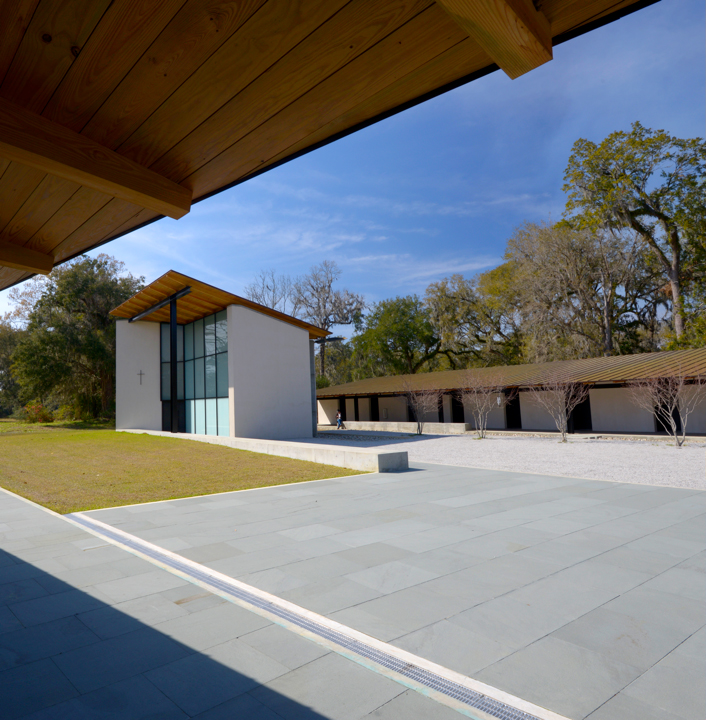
[345,397,355,421]
[589,387,654,433]
[686,387,706,434]
[488,401,506,430]
[358,397,371,421]
[115,319,162,431]
[442,394,452,423]
[518,391,556,431]
[120,429,408,472]
[318,398,338,424]
[344,420,471,435]
[461,395,506,430]
[228,305,312,439]
[379,395,408,422]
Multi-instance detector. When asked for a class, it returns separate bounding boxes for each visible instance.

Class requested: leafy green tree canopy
[352,295,440,375]
[564,122,706,339]
[0,319,23,416]
[12,255,143,418]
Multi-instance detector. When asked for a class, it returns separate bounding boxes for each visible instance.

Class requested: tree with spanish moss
[564,122,706,340]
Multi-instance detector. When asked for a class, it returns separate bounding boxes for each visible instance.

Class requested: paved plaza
[1,462,705,719]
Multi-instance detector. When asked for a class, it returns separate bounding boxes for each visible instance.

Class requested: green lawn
[0,420,359,513]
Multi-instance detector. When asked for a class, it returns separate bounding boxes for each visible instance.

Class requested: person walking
[336,410,343,430]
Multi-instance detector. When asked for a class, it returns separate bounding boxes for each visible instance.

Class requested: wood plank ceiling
[0,0,656,290]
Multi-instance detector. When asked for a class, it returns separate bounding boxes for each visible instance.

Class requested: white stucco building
[112,271,327,440]
[317,349,706,436]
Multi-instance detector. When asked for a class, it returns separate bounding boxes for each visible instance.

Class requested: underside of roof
[316,348,706,397]
[110,269,329,339]
[0,0,657,290]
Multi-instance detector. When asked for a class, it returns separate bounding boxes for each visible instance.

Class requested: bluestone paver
[0,489,449,720]
[84,461,706,719]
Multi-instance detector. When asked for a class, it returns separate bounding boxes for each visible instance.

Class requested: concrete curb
[117,429,408,473]
[341,420,471,435]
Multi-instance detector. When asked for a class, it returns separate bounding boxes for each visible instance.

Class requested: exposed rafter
[0,98,192,220]
[435,0,552,79]
[0,241,54,275]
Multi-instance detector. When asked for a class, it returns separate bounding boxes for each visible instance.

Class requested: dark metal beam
[128,286,191,323]
[170,297,179,433]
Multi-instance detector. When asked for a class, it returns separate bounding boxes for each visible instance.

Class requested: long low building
[317,349,706,435]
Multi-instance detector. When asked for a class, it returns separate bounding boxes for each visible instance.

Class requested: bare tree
[457,371,510,439]
[528,378,590,442]
[628,370,706,447]
[244,269,300,317]
[293,261,365,375]
[401,378,442,435]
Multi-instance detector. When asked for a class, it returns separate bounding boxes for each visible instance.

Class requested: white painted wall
[589,387,654,433]
[488,399,506,429]
[318,398,338,424]
[418,406,440,423]
[115,319,162,431]
[358,397,371,422]
[518,392,556,431]
[379,395,408,422]
[228,305,312,439]
[686,387,706,434]
[462,395,506,429]
[442,394,452,423]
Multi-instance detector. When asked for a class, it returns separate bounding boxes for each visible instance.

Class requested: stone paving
[0,489,458,720]
[85,463,706,720]
[2,463,705,719]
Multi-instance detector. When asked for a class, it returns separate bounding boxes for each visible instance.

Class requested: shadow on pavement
[0,547,330,719]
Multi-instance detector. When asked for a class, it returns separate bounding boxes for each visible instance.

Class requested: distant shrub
[54,405,78,422]
[22,403,55,424]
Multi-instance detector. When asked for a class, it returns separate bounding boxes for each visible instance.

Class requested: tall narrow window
[162,311,228,436]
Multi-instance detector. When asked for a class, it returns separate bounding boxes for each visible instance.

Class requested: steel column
[170,298,178,433]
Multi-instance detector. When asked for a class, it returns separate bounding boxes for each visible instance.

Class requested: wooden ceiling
[0,0,656,290]
[110,269,330,338]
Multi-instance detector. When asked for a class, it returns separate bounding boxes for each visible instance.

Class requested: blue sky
[2,0,704,315]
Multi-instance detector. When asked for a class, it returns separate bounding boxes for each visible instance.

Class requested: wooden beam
[0,240,54,274]
[435,0,551,79]
[0,98,191,219]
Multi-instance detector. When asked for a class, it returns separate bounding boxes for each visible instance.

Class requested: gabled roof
[316,348,706,397]
[0,0,654,289]
[110,270,328,339]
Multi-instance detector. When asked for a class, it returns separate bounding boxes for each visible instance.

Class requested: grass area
[0,421,360,513]
[0,418,114,435]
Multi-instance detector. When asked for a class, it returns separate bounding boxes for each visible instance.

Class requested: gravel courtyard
[316,432,706,489]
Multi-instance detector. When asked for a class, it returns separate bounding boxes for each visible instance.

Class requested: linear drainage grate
[67,512,565,720]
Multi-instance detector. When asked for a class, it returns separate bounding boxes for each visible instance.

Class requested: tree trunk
[666,224,683,339]
[319,342,326,377]
[669,244,684,338]
[602,290,613,356]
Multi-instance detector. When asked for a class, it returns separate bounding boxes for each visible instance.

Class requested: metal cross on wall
[137,370,145,385]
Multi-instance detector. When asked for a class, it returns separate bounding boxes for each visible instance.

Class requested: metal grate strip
[67,513,557,720]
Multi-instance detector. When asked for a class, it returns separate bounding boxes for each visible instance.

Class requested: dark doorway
[655,403,681,434]
[370,396,379,421]
[338,396,347,422]
[407,398,416,423]
[505,392,522,429]
[568,395,592,433]
[162,401,185,432]
[353,397,359,421]
[438,395,444,423]
[451,394,465,423]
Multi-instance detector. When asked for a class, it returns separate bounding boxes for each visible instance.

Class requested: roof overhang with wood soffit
[110,270,330,340]
[0,0,657,284]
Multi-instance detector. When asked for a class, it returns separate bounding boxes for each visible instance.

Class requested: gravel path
[315,432,706,489]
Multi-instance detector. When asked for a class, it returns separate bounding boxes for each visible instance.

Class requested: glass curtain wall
[160,309,229,436]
